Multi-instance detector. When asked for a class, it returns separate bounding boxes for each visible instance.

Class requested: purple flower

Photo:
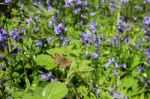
[105,57,115,68]
[138,67,143,73]
[135,5,143,11]
[109,3,121,9]
[90,12,96,16]
[36,40,43,47]
[73,8,81,14]
[120,64,127,69]
[62,38,70,46]
[146,49,150,59]
[33,1,43,8]
[27,17,33,26]
[64,0,73,7]
[4,0,12,3]
[0,56,5,61]
[117,21,124,33]
[47,5,54,12]
[113,34,118,46]
[80,32,94,46]
[101,0,105,3]
[120,0,129,3]
[94,38,102,47]
[114,70,119,76]
[41,73,48,80]
[146,0,150,3]
[114,63,119,68]
[112,93,122,99]
[75,0,82,6]
[91,52,100,59]
[143,16,150,27]
[88,22,97,33]
[10,29,19,41]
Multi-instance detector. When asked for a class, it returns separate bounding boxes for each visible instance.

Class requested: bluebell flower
[4,0,12,3]
[113,34,118,46]
[146,0,150,3]
[91,52,100,59]
[109,3,121,9]
[47,5,54,12]
[64,0,73,7]
[88,22,97,33]
[73,8,81,14]
[75,0,82,6]
[120,0,128,3]
[62,38,70,46]
[0,56,5,61]
[41,73,48,80]
[117,21,124,33]
[114,70,119,76]
[90,12,96,16]
[114,63,119,68]
[27,17,33,26]
[105,57,115,68]
[120,64,127,69]
[138,67,143,73]
[36,40,43,47]
[112,93,122,99]
[33,1,43,8]
[135,5,143,11]
[80,32,94,46]
[94,38,102,47]
[146,49,150,59]
[143,16,150,27]
[101,0,105,3]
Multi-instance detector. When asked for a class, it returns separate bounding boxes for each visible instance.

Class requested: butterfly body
[54,53,72,68]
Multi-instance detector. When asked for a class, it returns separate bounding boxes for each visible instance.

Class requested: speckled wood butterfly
[54,53,72,68]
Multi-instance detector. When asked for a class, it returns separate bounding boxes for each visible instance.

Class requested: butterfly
[54,53,72,69]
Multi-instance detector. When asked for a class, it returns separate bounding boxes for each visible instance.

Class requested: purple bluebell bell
[120,0,128,3]
[75,0,82,6]
[41,73,48,80]
[114,63,119,68]
[0,56,5,61]
[90,12,96,16]
[10,29,19,41]
[94,38,102,47]
[80,32,94,46]
[146,0,150,3]
[62,38,70,46]
[105,57,115,68]
[143,16,150,27]
[0,27,7,43]
[101,0,105,3]
[64,0,73,7]
[109,3,121,9]
[135,5,143,11]
[36,40,43,47]
[112,93,122,99]
[146,49,150,59]
[27,17,33,26]
[47,5,54,12]
[47,72,54,82]
[88,22,97,33]
[113,34,118,46]
[120,64,127,69]
[91,52,100,59]
[33,1,43,8]
[4,0,12,3]
[73,8,81,14]
[117,21,124,33]
[138,67,143,73]
[114,70,119,76]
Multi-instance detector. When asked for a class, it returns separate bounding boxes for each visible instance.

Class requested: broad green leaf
[42,82,68,99]
[34,54,55,70]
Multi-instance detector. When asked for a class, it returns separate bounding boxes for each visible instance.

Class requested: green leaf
[34,54,55,70]
[42,82,68,99]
